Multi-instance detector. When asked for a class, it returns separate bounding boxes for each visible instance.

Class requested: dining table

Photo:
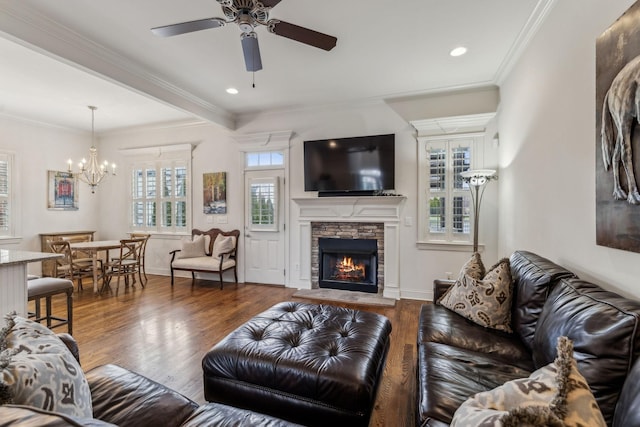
[69,240,122,293]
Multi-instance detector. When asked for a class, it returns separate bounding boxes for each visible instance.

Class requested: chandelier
[67,106,116,193]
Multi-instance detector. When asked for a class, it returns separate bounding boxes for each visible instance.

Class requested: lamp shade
[460,169,497,186]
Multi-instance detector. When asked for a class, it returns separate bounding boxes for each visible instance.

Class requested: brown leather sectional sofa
[416,250,640,427]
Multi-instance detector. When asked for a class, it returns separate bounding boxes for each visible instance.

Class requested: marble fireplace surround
[292,196,406,300]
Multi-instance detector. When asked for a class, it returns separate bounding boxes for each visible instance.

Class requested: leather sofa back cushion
[509,251,576,351]
[613,358,640,427]
[532,278,640,425]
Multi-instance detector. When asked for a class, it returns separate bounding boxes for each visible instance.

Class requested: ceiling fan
[151,0,337,72]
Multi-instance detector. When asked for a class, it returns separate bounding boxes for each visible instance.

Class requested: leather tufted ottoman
[202,301,392,427]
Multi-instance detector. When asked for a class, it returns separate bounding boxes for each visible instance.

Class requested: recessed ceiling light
[450,47,467,57]
[226,87,239,94]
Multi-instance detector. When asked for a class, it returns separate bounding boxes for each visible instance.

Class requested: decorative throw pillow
[438,258,513,332]
[457,252,486,282]
[211,234,235,260]
[178,235,206,259]
[0,314,93,419]
[450,336,606,427]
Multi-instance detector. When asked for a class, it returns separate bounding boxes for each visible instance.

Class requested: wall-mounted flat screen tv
[304,133,395,196]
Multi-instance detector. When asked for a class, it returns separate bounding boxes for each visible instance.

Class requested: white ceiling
[0,0,552,132]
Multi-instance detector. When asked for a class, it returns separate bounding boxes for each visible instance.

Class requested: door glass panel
[249,177,278,231]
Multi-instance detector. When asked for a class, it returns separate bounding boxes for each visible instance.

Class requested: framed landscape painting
[47,170,78,210]
[203,172,227,214]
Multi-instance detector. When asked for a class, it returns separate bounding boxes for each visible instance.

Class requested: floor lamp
[460,169,497,253]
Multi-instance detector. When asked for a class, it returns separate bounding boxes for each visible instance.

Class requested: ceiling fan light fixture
[152,0,337,72]
[450,46,468,57]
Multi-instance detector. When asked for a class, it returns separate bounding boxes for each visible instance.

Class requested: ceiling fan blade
[268,20,337,51]
[151,18,226,37]
[261,0,283,8]
[241,33,263,72]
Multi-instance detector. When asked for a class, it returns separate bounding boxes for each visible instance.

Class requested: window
[248,177,279,231]
[0,152,13,237]
[245,151,284,168]
[125,144,191,234]
[418,136,478,245]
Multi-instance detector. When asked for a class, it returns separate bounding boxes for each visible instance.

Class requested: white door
[244,169,285,284]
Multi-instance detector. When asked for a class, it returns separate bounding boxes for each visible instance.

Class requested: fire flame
[337,256,365,275]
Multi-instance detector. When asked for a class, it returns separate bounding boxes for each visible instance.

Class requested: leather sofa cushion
[509,250,576,351]
[86,364,199,427]
[416,342,532,426]
[613,358,640,427]
[0,405,115,427]
[533,278,640,426]
[418,304,533,371]
[182,402,303,427]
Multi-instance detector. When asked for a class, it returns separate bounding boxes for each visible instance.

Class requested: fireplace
[318,237,378,293]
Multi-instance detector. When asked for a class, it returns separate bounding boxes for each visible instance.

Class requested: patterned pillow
[451,337,606,427]
[457,252,485,282]
[0,315,93,419]
[438,258,513,332]
[178,235,206,259]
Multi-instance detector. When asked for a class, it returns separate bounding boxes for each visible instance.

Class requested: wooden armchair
[169,228,240,289]
[49,240,94,291]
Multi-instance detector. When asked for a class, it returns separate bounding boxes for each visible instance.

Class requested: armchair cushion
[211,234,235,260]
[178,235,206,259]
[171,257,236,272]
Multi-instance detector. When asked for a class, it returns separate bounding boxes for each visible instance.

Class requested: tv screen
[304,133,395,195]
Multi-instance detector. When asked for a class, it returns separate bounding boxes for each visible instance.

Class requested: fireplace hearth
[319,237,378,293]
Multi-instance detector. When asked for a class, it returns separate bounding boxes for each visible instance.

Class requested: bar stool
[27,277,74,335]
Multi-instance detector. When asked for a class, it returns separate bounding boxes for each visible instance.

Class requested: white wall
[0,115,99,276]
[498,0,640,299]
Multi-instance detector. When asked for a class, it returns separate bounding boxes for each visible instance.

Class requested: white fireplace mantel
[292,196,406,299]
[292,196,405,222]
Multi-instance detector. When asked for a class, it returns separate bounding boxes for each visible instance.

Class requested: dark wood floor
[39,275,424,427]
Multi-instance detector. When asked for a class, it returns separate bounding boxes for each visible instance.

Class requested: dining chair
[129,232,150,285]
[49,240,94,291]
[101,238,145,294]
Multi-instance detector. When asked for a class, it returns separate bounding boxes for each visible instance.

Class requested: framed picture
[203,172,227,214]
[47,170,79,210]
[596,1,640,253]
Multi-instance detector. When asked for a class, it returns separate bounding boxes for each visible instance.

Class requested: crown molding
[410,113,496,137]
[0,2,236,130]
[234,130,293,151]
[495,0,559,84]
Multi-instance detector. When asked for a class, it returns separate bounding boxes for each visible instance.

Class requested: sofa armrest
[56,333,80,364]
[169,249,181,263]
[433,279,455,301]
[86,364,198,427]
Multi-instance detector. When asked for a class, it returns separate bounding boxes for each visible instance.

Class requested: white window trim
[417,133,485,251]
[121,144,192,235]
[0,151,18,239]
